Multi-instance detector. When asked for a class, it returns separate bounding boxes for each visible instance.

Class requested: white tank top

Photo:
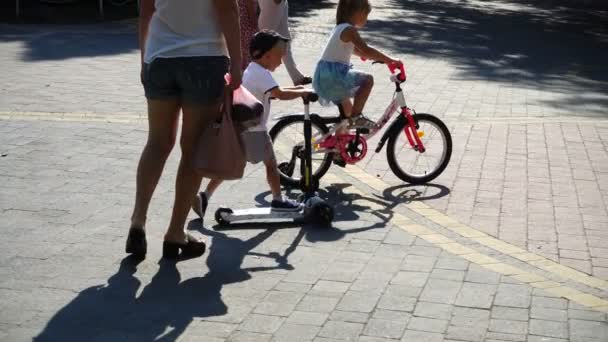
[319,23,354,64]
[144,0,228,63]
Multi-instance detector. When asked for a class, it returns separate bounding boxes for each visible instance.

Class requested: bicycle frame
[311,61,426,156]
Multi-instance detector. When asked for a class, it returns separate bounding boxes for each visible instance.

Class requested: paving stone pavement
[1,0,608,341]
[1,118,607,341]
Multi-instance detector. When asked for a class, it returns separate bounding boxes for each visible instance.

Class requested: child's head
[250,30,289,71]
[336,0,371,27]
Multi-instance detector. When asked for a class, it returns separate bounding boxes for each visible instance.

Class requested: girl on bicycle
[313,0,400,130]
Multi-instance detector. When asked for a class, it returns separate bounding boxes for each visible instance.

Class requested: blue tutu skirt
[313,60,369,106]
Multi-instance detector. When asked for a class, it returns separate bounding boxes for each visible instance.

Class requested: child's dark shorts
[142,56,229,105]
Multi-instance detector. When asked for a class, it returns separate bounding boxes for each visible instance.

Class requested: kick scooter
[214,93,334,227]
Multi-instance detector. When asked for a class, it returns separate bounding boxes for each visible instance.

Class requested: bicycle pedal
[333,158,346,168]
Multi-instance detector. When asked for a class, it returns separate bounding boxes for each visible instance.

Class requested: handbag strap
[223,87,235,123]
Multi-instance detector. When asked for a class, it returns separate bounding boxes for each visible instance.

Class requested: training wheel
[313,202,334,227]
[214,207,233,226]
[304,197,333,227]
[278,161,295,177]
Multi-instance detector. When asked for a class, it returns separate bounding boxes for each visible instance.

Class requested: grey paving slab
[273,323,320,342]
[362,318,407,339]
[401,329,445,342]
[528,319,569,339]
[454,282,496,309]
[494,284,532,308]
[419,279,463,305]
[318,321,363,341]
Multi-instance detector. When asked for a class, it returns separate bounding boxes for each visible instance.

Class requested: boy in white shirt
[194,30,314,220]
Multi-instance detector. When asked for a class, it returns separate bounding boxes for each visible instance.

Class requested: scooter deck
[222,207,304,224]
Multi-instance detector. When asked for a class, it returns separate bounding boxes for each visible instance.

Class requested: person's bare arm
[342,27,399,64]
[269,87,313,101]
[353,46,364,57]
[213,0,242,89]
[139,0,154,66]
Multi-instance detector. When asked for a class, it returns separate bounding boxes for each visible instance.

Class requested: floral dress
[238,0,259,70]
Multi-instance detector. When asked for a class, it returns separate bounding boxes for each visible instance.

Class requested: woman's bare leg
[165,102,222,243]
[131,98,180,230]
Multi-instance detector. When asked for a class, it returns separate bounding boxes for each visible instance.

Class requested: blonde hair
[336,0,372,25]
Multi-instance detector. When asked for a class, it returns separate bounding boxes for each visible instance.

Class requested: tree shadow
[288,0,336,19]
[364,0,608,115]
[0,0,333,62]
[1,0,139,24]
[0,20,138,61]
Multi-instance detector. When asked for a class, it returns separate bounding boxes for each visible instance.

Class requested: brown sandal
[162,233,206,259]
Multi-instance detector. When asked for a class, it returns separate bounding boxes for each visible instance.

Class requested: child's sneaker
[271,198,302,212]
[348,114,378,130]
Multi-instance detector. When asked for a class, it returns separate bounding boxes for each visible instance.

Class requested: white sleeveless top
[319,23,354,64]
[144,0,228,63]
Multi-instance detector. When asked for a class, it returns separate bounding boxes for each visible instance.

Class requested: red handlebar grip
[387,62,406,81]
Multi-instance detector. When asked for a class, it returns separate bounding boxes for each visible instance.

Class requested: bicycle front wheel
[269,115,334,188]
[387,113,452,184]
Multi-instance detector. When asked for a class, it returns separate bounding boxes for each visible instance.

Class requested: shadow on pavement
[289,0,336,19]
[1,0,139,24]
[366,0,608,114]
[0,0,333,62]
[32,179,450,341]
[0,21,138,61]
[33,222,288,341]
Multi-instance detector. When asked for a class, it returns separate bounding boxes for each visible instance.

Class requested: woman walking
[126,0,242,259]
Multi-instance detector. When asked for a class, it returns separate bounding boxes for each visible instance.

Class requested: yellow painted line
[511,272,546,283]
[471,236,526,255]
[511,252,546,262]
[460,253,500,265]
[419,233,453,244]
[324,168,608,311]
[0,111,144,123]
[438,243,477,256]
[530,281,561,289]
[341,165,608,292]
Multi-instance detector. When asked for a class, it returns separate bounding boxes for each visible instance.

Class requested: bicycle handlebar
[363,58,406,82]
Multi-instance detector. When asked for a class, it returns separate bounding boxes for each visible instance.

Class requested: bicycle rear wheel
[269,115,334,188]
[387,113,452,184]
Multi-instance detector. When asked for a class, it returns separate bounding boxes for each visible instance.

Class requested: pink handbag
[194,89,247,180]
[231,85,263,130]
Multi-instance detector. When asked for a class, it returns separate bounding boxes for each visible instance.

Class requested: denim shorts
[313,60,371,106]
[142,56,229,105]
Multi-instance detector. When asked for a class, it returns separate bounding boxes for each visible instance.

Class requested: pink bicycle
[270,61,452,188]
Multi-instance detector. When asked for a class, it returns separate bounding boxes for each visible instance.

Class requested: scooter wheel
[215,207,233,226]
[312,202,333,227]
